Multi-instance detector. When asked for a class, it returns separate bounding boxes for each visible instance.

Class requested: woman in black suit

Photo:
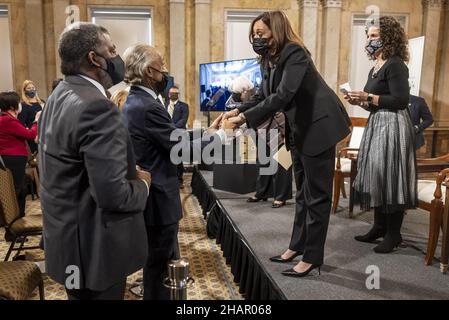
[345,16,416,253]
[224,11,351,277]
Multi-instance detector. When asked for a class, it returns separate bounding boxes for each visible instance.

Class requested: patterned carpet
[0,174,243,300]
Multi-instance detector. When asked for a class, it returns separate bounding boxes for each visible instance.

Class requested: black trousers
[1,155,27,218]
[143,223,179,300]
[254,144,293,202]
[66,280,126,300]
[288,144,335,265]
[255,164,293,201]
[177,163,184,183]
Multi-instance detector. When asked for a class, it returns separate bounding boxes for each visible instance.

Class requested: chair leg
[33,168,40,198]
[349,161,358,218]
[332,172,342,214]
[38,280,45,300]
[341,178,347,199]
[440,204,449,273]
[4,236,17,261]
[425,203,443,266]
[12,236,26,260]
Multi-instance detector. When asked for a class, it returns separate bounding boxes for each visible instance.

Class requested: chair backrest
[0,168,20,227]
[348,117,368,149]
[349,127,365,149]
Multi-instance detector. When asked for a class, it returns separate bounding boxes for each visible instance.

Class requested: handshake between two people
[206,108,247,135]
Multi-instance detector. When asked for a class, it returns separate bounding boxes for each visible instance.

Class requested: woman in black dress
[225,11,351,277]
[345,16,416,253]
[19,80,43,153]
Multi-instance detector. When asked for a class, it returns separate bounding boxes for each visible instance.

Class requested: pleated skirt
[353,108,417,213]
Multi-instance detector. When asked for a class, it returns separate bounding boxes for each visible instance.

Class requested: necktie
[168,102,174,118]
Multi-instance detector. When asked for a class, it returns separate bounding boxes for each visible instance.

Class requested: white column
[170,0,186,100]
[299,0,319,61]
[194,0,211,120]
[320,0,343,91]
[421,0,447,116]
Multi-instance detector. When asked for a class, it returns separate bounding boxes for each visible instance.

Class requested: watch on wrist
[367,94,374,103]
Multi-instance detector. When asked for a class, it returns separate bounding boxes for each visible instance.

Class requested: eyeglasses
[149,66,168,74]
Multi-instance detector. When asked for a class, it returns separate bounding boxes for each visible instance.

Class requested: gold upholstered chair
[0,261,44,300]
[0,167,42,261]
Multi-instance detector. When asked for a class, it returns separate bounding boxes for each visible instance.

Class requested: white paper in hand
[339,82,352,95]
[273,145,292,170]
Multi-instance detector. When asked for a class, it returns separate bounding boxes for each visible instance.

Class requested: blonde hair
[110,89,129,112]
[123,44,160,85]
[21,80,42,105]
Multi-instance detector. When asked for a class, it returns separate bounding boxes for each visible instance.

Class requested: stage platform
[191,168,449,300]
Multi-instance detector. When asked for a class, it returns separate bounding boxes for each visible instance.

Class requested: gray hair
[123,44,158,85]
[59,22,109,76]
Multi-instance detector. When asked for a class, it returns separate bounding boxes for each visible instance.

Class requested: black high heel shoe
[269,251,302,263]
[281,264,321,277]
[247,197,268,203]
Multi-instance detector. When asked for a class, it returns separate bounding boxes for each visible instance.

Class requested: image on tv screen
[199,58,262,112]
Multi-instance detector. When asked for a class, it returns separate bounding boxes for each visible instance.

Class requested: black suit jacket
[239,43,351,156]
[166,101,189,129]
[124,86,219,226]
[409,95,434,149]
[38,76,148,291]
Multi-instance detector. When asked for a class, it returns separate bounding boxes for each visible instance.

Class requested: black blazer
[166,101,189,129]
[239,43,351,156]
[124,86,219,226]
[18,102,43,153]
[38,75,149,291]
[409,95,434,149]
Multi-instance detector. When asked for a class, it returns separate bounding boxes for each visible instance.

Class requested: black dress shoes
[281,264,321,277]
[269,251,302,263]
[247,197,268,203]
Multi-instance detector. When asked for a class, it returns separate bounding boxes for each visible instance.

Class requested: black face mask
[252,37,269,56]
[150,67,170,94]
[95,54,125,86]
[169,93,179,101]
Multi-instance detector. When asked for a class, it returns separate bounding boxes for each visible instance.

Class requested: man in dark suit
[38,22,151,300]
[166,85,189,186]
[409,95,434,150]
[122,44,231,299]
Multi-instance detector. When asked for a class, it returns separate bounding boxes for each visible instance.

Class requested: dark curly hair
[366,16,409,62]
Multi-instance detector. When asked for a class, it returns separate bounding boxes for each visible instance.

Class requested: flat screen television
[199,58,262,112]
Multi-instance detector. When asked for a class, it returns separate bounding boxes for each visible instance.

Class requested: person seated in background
[200,89,212,110]
[228,76,293,208]
[408,94,434,150]
[0,91,40,241]
[165,85,189,187]
[18,80,44,153]
[122,43,233,300]
[111,89,129,112]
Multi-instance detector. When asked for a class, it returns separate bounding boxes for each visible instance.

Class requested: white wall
[92,8,152,94]
[225,20,256,61]
[0,13,14,91]
[225,10,262,61]
[348,24,374,117]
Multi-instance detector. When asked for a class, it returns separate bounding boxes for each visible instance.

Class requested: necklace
[372,60,385,78]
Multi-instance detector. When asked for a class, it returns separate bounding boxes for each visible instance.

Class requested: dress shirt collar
[135,85,158,100]
[78,75,107,97]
